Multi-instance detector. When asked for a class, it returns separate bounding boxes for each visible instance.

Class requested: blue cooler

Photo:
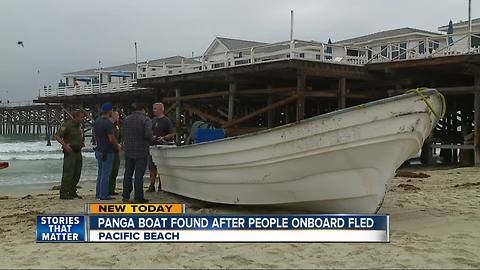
[194,128,225,143]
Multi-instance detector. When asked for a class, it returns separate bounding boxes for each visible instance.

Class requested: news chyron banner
[37,204,390,243]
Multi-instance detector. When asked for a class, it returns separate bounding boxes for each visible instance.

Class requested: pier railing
[0,101,38,108]
[367,33,480,63]
[40,33,480,97]
[39,79,138,97]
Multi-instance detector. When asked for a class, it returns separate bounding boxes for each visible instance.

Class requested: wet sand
[1,166,480,269]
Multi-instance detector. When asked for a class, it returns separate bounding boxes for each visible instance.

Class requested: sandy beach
[1,166,480,269]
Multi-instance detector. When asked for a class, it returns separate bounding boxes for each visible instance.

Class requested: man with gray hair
[147,102,175,192]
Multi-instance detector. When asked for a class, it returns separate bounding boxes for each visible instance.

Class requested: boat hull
[151,89,443,213]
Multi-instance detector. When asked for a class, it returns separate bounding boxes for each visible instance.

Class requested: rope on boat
[406,88,446,119]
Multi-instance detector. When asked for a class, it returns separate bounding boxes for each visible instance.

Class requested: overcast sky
[0,0,476,101]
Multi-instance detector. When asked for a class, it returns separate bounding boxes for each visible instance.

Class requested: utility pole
[290,10,294,42]
[98,60,102,93]
[290,10,294,58]
[468,0,472,53]
[135,42,138,79]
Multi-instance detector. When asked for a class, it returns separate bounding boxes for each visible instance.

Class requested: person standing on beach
[54,110,85,200]
[122,102,153,203]
[147,102,175,193]
[108,111,123,196]
[93,103,121,200]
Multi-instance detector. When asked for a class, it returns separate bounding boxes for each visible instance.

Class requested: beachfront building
[335,27,444,62]
[39,18,480,98]
[138,56,201,78]
[43,63,138,97]
[438,18,480,52]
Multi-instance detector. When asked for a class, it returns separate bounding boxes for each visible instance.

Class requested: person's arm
[107,133,121,152]
[163,130,175,141]
[81,125,85,148]
[54,125,72,153]
[106,122,121,152]
[118,123,124,144]
[144,118,153,141]
[161,119,175,141]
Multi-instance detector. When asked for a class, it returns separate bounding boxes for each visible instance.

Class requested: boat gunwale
[151,88,439,150]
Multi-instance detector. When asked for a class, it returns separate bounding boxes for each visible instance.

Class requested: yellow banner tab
[88,204,184,214]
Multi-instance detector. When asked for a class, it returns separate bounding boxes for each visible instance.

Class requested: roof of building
[146,56,199,66]
[438,18,480,31]
[101,63,137,72]
[64,63,138,76]
[335,27,440,45]
[63,68,97,77]
[64,56,200,76]
[216,37,267,50]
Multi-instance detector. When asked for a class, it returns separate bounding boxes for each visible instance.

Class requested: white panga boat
[151,89,445,213]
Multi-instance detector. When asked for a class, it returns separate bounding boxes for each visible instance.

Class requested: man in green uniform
[54,110,85,200]
[109,111,123,195]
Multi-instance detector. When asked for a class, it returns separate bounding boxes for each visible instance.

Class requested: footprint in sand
[451,257,480,268]
[221,255,255,266]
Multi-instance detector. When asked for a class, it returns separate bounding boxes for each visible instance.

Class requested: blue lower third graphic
[36,215,86,242]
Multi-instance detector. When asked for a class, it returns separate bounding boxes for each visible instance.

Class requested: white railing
[41,33,480,97]
[137,40,370,80]
[367,33,480,63]
[40,79,138,97]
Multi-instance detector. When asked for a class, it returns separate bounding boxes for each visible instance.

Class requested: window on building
[418,41,425,54]
[234,59,250,65]
[299,53,305,58]
[212,63,225,69]
[381,45,388,58]
[399,43,407,59]
[428,40,440,53]
[390,43,407,60]
[346,49,359,57]
[472,33,480,47]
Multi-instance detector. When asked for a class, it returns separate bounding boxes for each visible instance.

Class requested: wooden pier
[2,54,480,166]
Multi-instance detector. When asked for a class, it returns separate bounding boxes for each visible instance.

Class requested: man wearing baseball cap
[93,102,121,200]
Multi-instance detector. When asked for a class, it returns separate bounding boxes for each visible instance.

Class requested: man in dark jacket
[122,102,153,203]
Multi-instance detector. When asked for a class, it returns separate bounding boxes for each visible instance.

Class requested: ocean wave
[0,152,95,161]
[0,141,62,154]
[0,140,96,154]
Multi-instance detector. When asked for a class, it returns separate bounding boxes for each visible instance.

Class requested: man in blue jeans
[122,102,153,203]
[94,102,121,200]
